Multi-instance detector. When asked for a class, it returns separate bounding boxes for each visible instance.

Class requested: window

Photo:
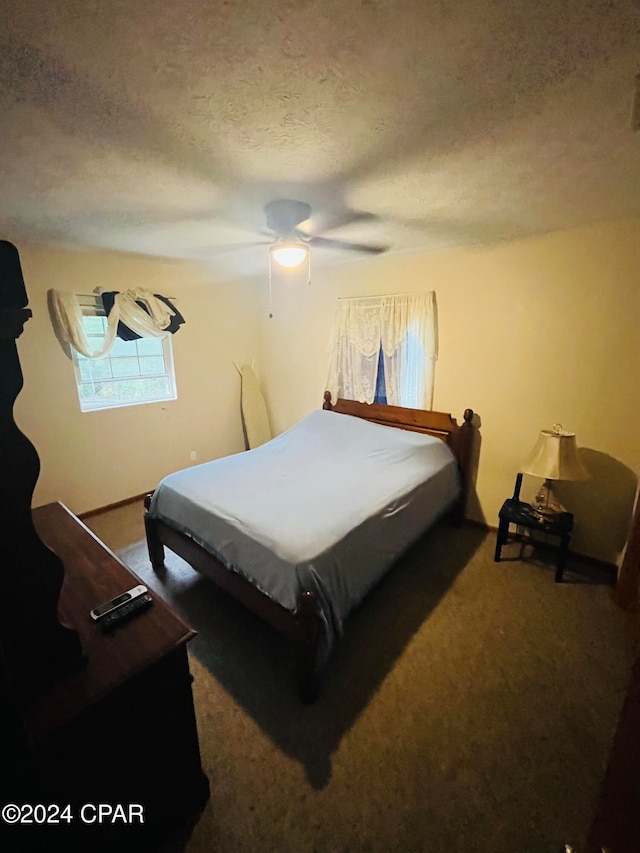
[374,348,387,404]
[373,322,429,407]
[326,292,438,410]
[71,306,177,412]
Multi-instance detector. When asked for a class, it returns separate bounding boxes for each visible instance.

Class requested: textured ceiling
[1,0,640,277]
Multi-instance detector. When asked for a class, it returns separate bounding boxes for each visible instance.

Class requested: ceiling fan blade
[207,241,272,254]
[298,209,379,237]
[303,234,388,255]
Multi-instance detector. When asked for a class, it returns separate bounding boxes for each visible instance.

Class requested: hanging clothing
[48,288,184,359]
[100,292,185,341]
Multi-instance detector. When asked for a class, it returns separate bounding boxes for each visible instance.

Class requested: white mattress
[149,408,460,661]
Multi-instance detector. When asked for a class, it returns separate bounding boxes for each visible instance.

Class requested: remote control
[99,592,153,632]
[90,584,147,621]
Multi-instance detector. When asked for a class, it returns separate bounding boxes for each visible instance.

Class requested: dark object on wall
[0,240,83,708]
[100,291,185,341]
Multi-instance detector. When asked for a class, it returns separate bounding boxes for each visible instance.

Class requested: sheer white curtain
[326,291,438,409]
[48,289,176,358]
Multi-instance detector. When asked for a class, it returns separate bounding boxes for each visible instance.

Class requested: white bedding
[148,408,460,661]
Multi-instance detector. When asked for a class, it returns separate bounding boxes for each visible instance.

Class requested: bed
[144,393,475,702]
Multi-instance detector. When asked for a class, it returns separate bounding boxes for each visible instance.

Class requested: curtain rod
[337,291,429,301]
[76,292,178,304]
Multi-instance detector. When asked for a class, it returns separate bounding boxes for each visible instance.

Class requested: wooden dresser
[9,502,209,851]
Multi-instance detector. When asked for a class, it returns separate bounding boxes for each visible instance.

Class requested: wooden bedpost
[459,409,474,476]
[322,391,333,410]
[144,492,165,570]
[451,408,475,525]
[295,590,320,704]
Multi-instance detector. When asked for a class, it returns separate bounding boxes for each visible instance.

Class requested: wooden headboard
[322,391,475,521]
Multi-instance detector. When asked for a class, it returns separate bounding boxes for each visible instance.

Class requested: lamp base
[533,478,566,519]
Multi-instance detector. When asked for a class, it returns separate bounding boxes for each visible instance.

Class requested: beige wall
[259,219,640,564]
[12,220,640,563]
[13,243,260,515]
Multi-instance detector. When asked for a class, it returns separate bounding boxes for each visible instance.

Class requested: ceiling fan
[222,198,386,317]
[259,199,388,268]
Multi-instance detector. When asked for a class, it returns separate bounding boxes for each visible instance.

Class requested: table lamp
[520,424,589,518]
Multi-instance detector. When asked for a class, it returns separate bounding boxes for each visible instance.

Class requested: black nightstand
[494,477,574,582]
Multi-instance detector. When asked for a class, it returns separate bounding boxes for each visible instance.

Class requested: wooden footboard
[143,498,321,703]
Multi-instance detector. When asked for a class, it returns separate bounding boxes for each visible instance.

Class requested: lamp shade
[521,426,589,481]
[270,241,308,268]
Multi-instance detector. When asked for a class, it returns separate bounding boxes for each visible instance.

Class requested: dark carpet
[86,502,633,853]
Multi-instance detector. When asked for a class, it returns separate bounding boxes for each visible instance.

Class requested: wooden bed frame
[144,393,475,702]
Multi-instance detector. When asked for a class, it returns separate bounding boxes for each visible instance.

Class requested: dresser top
[26,502,196,739]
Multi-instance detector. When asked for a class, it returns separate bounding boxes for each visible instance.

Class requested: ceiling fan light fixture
[269,241,308,268]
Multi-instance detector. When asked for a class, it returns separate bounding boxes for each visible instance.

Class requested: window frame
[71,295,178,413]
